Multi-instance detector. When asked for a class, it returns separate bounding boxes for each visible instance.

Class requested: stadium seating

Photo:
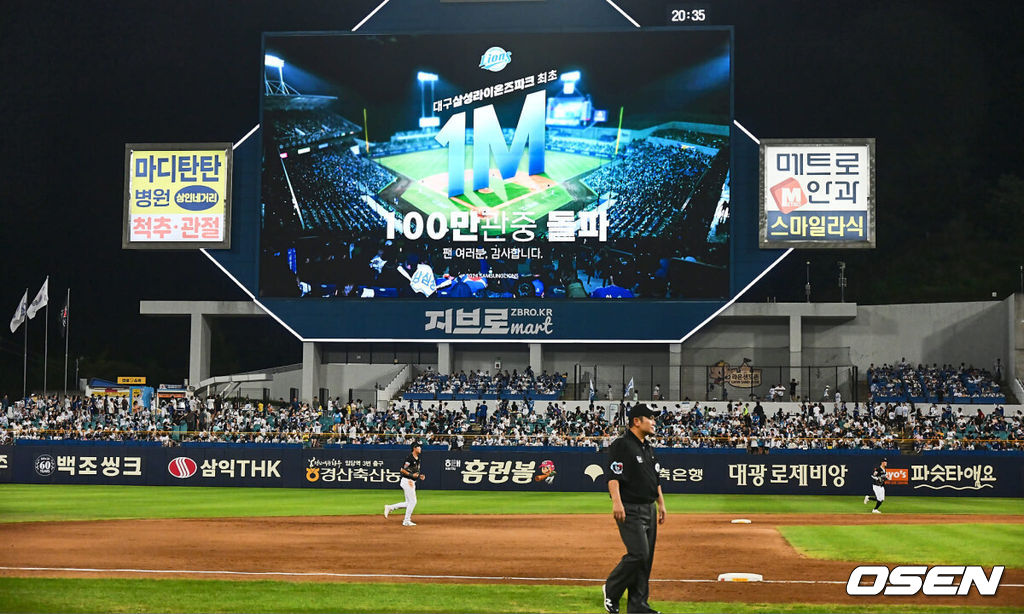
[284,148,396,234]
[582,140,712,237]
[404,369,566,401]
[868,361,1005,404]
[269,109,361,150]
[3,393,1020,451]
[648,128,727,149]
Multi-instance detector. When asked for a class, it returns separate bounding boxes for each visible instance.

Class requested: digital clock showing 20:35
[667,5,711,24]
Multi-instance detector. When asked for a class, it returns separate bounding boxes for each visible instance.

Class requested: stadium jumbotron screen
[259,30,732,302]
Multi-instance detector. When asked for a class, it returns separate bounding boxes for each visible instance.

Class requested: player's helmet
[540,460,555,472]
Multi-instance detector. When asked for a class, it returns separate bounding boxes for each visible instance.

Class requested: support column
[302,341,322,404]
[437,342,452,375]
[789,314,803,399]
[529,343,543,372]
[668,343,682,401]
[188,312,211,388]
[1012,293,1022,389]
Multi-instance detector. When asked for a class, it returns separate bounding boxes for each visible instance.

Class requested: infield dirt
[1,513,1021,608]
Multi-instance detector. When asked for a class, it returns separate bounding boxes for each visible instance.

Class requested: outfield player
[384,441,425,526]
[603,404,665,614]
[863,458,887,513]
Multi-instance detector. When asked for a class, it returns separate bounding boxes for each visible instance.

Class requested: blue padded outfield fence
[1,443,1020,497]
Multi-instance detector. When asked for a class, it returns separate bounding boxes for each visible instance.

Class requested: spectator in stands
[5,387,1020,452]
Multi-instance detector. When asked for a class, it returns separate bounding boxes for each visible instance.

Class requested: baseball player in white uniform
[384,441,425,526]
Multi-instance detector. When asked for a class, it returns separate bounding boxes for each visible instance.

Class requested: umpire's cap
[628,404,657,421]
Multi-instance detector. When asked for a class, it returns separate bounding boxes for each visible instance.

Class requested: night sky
[1,0,1022,394]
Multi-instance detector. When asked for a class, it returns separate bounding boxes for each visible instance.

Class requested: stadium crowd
[286,148,395,234]
[649,128,728,149]
[2,392,1020,452]
[582,139,712,238]
[404,367,567,398]
[546,134,616,158]
[261,128,728,300]
[269,109,361,150]
[868,359,1004,403]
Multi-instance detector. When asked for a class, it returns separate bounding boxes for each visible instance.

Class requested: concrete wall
[806,301,1007,372]
[324,364,404,400]
[236,364,403,404]
[237,368,302,403]
[1013,294,1022,386]
[453,344,530,374]
[682,320,793,366]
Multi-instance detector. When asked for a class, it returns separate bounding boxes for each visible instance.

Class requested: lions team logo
[479,46,512,72]
[610,461,623,475]
[533,459,557,484]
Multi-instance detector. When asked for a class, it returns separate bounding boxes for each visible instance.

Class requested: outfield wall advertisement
[3,445,1020,497]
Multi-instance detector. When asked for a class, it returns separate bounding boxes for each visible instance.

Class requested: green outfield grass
[780,523,1024,568]
[0,578,1019,614]
[1,485,1022,523]
[3,488,1022,614]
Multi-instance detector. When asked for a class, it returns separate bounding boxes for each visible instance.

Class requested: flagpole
[43,301,49,397]
[63,288,70,399]
[23,291,28,400]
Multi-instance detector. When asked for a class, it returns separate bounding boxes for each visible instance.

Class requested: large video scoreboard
[260,30,732,304]
[185,13,803,342]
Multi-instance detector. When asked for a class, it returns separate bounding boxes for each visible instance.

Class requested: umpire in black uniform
[603,404,666,614]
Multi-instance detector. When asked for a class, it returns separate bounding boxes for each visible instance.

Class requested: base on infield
[717,573,763,582]
[730,519,752,524]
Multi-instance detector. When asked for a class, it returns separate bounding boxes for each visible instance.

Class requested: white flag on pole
[27,277,49,319]
[624,377,635,396]
[9,290,28,333]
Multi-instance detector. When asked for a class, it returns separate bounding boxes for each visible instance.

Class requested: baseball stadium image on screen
[259,30,732,301]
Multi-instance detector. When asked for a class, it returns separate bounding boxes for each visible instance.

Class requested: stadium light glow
[419,116,441,128]
[563,82,576,95]
[560,71,581,82]
[417,71,438,82]
[264,54,285,69]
